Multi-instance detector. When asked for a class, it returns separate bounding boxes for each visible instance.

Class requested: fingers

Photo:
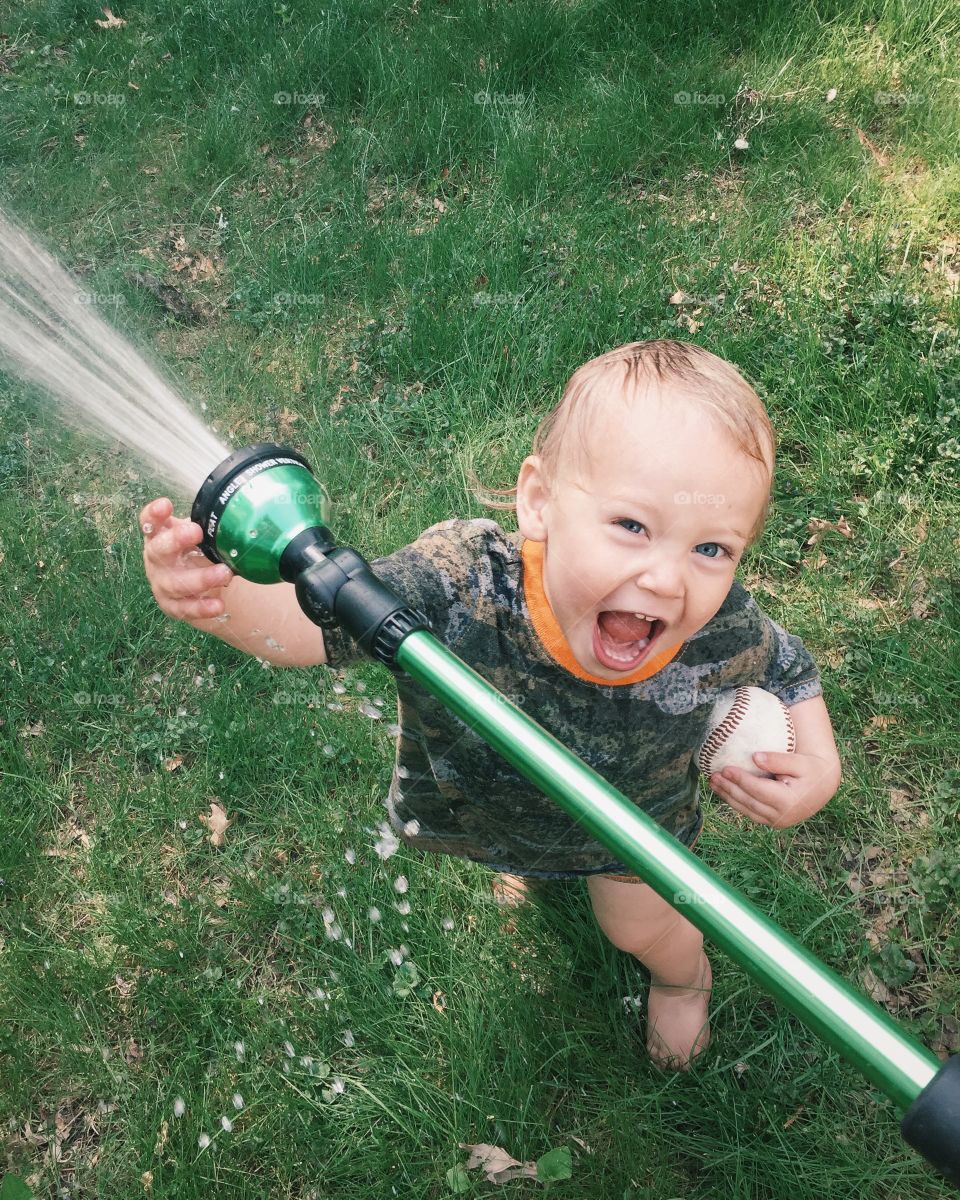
[140,495,234,621]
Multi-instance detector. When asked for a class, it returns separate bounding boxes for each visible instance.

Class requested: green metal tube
[394,628,940,1111]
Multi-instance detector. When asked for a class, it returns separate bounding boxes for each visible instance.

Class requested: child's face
[516,386,771,680]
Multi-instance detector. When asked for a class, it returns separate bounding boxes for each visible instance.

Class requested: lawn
[0,0,958,1196]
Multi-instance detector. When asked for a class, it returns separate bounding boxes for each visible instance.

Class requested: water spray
[192,442,959,1188]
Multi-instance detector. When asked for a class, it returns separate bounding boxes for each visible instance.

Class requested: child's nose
[634,552,684,598]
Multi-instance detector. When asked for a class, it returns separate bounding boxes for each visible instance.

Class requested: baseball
[697,686,796,779]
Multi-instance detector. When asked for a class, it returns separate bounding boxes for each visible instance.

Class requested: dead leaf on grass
[865,714,898,732]
[806,516,853,545]
[95,7,127,28]
[856,128,892,169]
[199,801,230,847]
[459,1143,539,1184]
[163,754,183,772]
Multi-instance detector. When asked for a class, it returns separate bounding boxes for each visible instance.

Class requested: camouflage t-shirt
[320,518,822,878]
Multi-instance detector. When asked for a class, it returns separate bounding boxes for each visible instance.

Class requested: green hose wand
[193,443,959,1188]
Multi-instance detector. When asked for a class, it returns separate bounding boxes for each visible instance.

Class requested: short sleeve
[756,614,823,707]
[319,519,470,670]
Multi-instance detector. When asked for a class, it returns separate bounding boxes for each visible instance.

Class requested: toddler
[141,339,842,1070]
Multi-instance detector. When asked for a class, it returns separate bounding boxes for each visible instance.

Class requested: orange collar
[520,537,682,685]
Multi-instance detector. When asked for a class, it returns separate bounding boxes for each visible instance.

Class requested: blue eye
[617,519,645,534]
[695,542,729,559]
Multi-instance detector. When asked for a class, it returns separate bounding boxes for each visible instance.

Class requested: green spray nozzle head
[191,442,332,583]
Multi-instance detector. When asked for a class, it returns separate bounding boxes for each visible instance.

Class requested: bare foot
[646,951,712,1071]
[491,873,531,907]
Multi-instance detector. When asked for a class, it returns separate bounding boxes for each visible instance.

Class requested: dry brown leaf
[806,516,853,545]
[163,754,184,772]
[200,801,230,847]
[460,1143,538,1184]
[128,81,140,90]
[866,714,898,731]
[676,312,701,334]
[95,7,127,28]
[142,1171,153,1193]
[801,551,828,570]
[862,965,891,1003]
[431,990,446,1012]
[855,128,892,168]
[21,721,45,737]
[153,1118,169,1155]
[433,197,447,213]
[125,1037,144,1063]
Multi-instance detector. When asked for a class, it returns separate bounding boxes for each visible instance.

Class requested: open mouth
[592,612,664,671]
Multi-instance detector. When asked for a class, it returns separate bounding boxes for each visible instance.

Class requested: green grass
[1,0,959,1195]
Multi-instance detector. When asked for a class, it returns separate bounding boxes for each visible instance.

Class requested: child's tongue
[598,611,653,643]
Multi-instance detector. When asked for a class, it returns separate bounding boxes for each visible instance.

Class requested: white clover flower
[198,1133,211,1149]
[344,849,356,865]
[221,1116,233,1133]
[393,875,408,894]
[232,1093,244,1110]
[321,906,335,926]
[341,1029,355,1047]
[173,1097,186,1118]
[394,899,411,916]
[389,948,404,966]
[332,1077,345,1094]
[367,907,381,922]
[442,917,454,931]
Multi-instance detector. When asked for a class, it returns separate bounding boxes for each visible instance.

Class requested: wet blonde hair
[469,339,776,545]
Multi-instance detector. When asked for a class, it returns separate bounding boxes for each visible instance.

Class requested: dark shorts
[482,813,705,882]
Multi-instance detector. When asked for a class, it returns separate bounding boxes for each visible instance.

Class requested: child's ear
[516,455,550,541]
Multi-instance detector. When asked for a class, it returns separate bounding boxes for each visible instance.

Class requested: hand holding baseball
[709,750,839,829]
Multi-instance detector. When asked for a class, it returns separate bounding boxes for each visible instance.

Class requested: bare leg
[587,874,712,1070]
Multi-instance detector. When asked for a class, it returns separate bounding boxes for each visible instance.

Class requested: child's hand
[708,750,840,830]
[140,497,235,622]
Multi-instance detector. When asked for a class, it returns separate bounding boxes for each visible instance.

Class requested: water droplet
[229,549,238,558]
[248,529,258,539]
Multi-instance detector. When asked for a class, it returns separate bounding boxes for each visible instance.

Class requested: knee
[604,908,701,961]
